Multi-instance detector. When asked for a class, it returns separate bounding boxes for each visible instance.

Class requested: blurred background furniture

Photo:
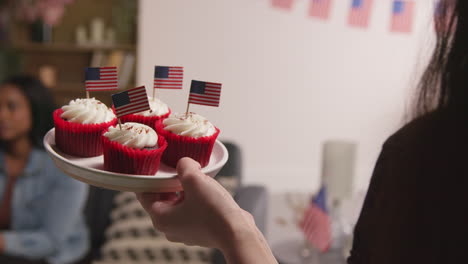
[81,141,269,264]
[17,43,136,105]
[81,186,118,264]
[0,0,138,105]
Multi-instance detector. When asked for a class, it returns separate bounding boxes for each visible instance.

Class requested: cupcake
[155,112,220,168]
[120,97,171,129]
[102,122,167,175]
[53,98,117,157]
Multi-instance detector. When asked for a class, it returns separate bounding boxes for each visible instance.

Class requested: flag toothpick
[153,65,184,101]
[186,80,222,115]
[85,66,118,98]
[185,102,190,117]
[112,86,151,130]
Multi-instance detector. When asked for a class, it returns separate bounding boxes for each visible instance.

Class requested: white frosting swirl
[61,98,115,124]
[104,122,158,149]
[136,97,170,117]
[163,113,216,138]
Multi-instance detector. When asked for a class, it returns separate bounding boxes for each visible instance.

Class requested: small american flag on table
[154,66,184,90]
[299,186,332,252]
[390,0,414,33]
[188,80,222,107]
[112,86,150,118]
[85,67,118,91]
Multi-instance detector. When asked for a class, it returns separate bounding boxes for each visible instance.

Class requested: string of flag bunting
[271,0,443,34]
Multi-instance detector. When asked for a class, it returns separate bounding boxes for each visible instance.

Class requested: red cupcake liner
[120,108,171,130]
[155,120,220,168]
[102,133,167,175]
[53,109,117,157]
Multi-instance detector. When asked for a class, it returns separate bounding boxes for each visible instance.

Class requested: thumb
[176,157,207,193]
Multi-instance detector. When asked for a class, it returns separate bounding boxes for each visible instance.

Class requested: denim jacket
[0,148,89,264]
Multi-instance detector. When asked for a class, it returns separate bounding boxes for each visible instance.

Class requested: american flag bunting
[348,0,373,28]
[272,0,294,10]
[309,0,333,20]
[112,86,150,118]
[390,1,415,33]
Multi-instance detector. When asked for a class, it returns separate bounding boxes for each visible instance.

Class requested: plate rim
[43,128,229,180]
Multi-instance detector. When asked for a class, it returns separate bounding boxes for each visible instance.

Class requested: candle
[321,140,357,205]
[90,18,105,45]
[75,25,87,45]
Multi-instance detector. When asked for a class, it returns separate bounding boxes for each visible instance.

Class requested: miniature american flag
[348,0,373,28]
[154,66,184,90]
[309,0,333,20]
[299,186,332,252]
[112,86,150,118]
[188,80,222,107]
[390,1,414,33]
[271,0,294,10]
[85,67,118,91]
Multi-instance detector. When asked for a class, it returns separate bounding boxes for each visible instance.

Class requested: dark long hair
[2,76,56,148]
[413,0,466,118]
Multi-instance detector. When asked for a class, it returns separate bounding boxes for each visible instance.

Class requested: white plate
[43,128,228,192]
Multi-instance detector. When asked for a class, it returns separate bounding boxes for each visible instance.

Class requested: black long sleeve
[347,109,468,264]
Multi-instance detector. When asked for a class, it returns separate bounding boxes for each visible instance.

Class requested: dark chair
[215,141,243,185]
[79,186,118,263]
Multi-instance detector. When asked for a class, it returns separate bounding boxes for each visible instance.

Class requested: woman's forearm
[138,158,279,263]
[221,218,278,264]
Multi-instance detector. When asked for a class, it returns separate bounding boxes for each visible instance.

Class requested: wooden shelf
[52,87,116,106]
[52,82,127,92]
[8,0,137,108]
[14,42,136,53]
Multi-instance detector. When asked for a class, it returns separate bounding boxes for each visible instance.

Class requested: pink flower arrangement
[16,0,75,26]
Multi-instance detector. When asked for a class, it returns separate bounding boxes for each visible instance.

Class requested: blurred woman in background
[0,76,89,264]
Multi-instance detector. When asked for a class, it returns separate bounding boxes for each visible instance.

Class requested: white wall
[138,0,434,193]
